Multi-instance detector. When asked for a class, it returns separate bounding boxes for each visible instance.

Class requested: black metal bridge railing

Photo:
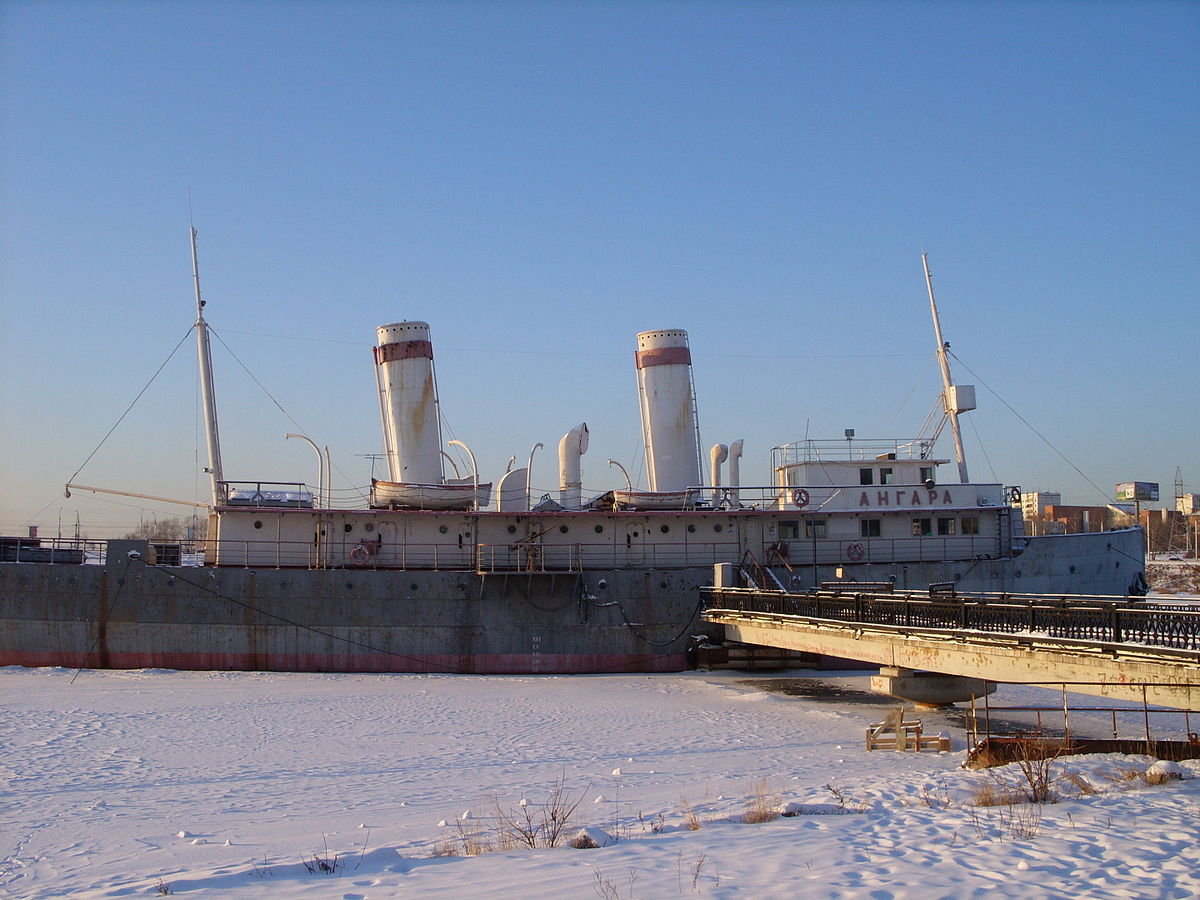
[702,586,1200,653]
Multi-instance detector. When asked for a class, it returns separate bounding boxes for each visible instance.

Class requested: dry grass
[680,797,701,831]
[1061,771,1100,795]
[970,781,1026,807]
[742,778,781,824]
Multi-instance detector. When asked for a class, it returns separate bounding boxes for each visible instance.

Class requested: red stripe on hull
[0,650,689,675]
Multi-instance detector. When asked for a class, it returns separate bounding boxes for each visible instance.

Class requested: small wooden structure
[865,706,950,752]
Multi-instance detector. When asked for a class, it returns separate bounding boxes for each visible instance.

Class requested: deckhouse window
[880,468,894,485]
[911,517,932,537]
[860,519,881,538]
[859,468,873,485]
[779,520,800,540]
[920,466,935,484]
[804,520,827,539]
[937,517,957,535]
[962,516,980,535]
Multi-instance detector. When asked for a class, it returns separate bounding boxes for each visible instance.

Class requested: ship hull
[0,529,1144,674]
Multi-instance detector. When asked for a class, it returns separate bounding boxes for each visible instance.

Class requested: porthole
[594,524,604,534]
[714,524,723,533]
[507,525,517,534]
[365,523,375,533]
[687,524,696,533]
[439,525,448,534]
[410,583,419,591]
[343,523,353,533]
[344,582,354,590]
[1069,565,1076,574]
[660,524,670,534]
[559,525,569,534]
[254,520,263,530]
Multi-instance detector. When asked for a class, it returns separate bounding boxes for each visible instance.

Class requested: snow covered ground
[2,665,1199,899]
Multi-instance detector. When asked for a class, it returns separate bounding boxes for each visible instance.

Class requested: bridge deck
[701,587,1200,707]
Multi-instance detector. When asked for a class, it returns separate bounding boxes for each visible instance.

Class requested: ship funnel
[374,321,443,484]
[635,330,701,493]
[558,423,589,509]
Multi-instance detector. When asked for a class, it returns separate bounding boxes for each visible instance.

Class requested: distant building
[1178,493,1200,515]
[1042,505,1110,534]
[1019,491,1061,520]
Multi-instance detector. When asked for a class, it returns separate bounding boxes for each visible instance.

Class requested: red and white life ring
[350,544,369,566]
[791,488,810,508]
[846,542,866,561]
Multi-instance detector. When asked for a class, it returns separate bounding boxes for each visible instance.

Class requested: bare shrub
[988,734,1062,804]
[918,782,952,809]
[302,836,341,874]
[492,772,589,849]
[452,818,493,857]
[690,854,708,892]
[998,802,1043,839]
[593,867,639,900]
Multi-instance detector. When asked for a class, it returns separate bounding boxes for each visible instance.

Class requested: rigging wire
[966,413,999,484]
[949,351,1113,503]
[209,327,369,504]
[66,327,195,488]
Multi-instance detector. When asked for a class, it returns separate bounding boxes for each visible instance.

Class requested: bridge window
[937,517,956,535]
[911,517,932,537]
[880,468,894,485]
[920,466,935,484]
[779,520,800,539]
[962,516,980,535]
[860,519,881,538]
[859,468,874,485]
[804,519,827,539]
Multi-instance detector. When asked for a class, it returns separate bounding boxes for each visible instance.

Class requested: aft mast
[191,226,225,507]
[922,253,972,483]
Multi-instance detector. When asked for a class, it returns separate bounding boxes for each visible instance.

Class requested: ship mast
[192,226,224,506]
[923,253,970,483]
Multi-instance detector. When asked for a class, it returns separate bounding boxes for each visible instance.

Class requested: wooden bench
[866,707,951,752]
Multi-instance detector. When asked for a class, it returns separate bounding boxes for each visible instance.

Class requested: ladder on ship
[997,505,1014,557]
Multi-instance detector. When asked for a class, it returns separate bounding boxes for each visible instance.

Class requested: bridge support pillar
[870,666,996,708]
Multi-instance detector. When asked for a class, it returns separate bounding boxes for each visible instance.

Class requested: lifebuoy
[846,542,866,561]
[350,544,369,566]
[791,488,810,508]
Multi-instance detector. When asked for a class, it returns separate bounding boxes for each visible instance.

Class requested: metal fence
[702,586,1200,652]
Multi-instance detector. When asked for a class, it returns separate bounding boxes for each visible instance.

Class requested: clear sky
[2,0,1197,538]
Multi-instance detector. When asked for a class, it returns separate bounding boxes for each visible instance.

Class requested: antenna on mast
[191,222,224,506]
[923,253,974,483]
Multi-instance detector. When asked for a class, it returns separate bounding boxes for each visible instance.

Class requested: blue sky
[2,0,1197,538]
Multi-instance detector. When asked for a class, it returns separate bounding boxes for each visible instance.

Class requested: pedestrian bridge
[700,586,1200,708]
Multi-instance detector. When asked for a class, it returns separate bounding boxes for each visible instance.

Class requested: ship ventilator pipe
[558,423,589,509]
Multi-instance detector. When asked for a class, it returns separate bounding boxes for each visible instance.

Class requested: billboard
[1115,482,1159,502]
